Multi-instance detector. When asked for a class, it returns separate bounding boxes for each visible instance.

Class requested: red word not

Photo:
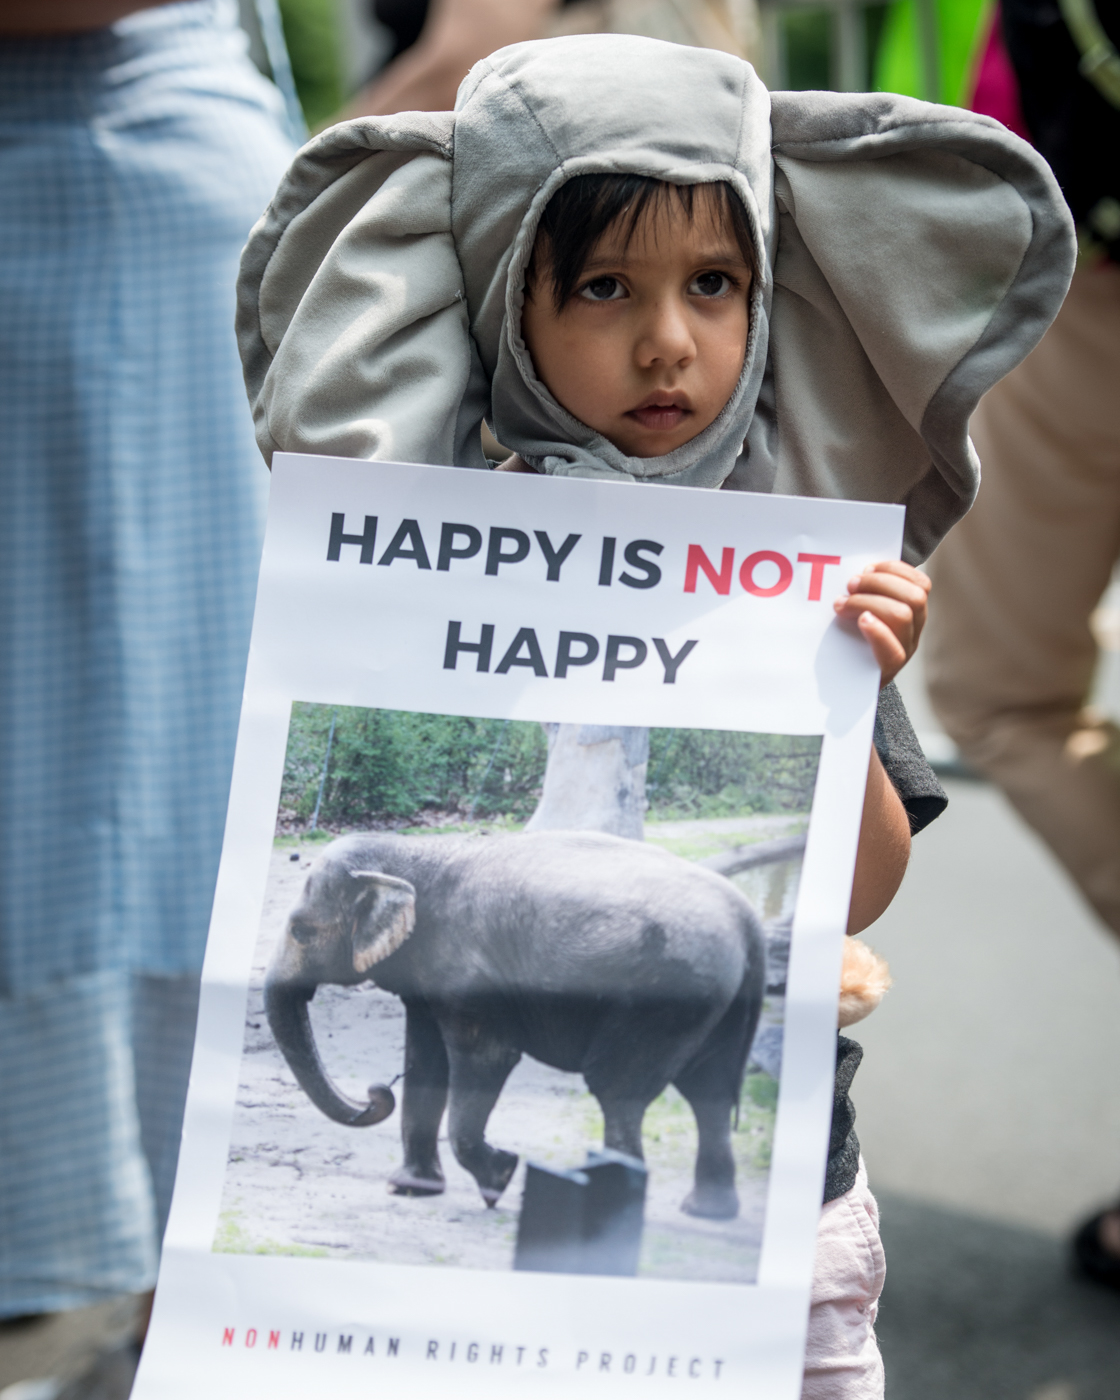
[684,546,841,600]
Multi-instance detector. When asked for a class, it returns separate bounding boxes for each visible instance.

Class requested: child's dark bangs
[529,174,757,310]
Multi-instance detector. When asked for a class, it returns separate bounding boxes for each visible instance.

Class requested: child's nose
[636,297,696,367]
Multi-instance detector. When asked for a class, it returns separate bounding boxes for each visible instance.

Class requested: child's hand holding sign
[834,560,932,688]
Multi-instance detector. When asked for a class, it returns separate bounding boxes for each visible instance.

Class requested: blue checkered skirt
[0,1,293,1310]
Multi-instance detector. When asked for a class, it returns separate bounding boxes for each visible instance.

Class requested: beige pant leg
[925,261,1120,938]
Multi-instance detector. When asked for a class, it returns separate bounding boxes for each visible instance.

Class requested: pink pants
[801,1161,886,1400]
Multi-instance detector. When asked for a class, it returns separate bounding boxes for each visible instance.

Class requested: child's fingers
[837,564,929,645]
[834,593,918,685]
[840,587,927,645]
[834,591,916,639]
[857,609,908,685]
[832,561,930,685]
[842,572,928,608]
[840,571,929,620]
[851,560,929,599]
[860,560,931,592]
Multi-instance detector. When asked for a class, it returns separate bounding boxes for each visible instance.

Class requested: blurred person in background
[342,0,561,114]
[920,0,1120,1290]
[330,0,758,119]
[0,0,293,1389]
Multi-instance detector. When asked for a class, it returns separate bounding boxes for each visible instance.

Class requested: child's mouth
[626,398,691,432]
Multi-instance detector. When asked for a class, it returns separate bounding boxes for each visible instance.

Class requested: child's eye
[578,276,627,302]
[688,271,733,298]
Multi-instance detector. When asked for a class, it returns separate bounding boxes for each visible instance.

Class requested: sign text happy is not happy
[327,511,843,686]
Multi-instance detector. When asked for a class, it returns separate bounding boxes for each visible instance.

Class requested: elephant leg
[598,1096,650,1162]
[440,1017,521,1207]
[671,1078,738,1221]
[582,1013,686,1163]
[389,1000,449,1197]
[672,980,761,1221]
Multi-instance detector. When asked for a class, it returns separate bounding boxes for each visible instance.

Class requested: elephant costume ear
[349,871,416,974]
[236,112,488,471]
[747,91,1076,563]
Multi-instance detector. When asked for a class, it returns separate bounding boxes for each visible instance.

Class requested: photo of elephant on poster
[216,706,821,1284]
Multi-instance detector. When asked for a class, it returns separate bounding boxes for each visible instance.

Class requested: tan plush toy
[838,938,892,1029]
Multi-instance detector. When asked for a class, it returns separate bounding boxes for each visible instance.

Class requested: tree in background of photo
[281,706,548,825]
[281,705,820,831]
[526,725,650,838]
[647,727,820,818]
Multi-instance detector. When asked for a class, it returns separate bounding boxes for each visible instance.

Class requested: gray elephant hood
[236,34,1074,561]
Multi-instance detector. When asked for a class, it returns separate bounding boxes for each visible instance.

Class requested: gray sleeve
[874,682,948,835]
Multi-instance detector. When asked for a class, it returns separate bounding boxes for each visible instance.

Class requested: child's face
[522,194,752,458]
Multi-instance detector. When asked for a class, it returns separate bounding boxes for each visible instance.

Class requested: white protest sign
[133,454,902,1400]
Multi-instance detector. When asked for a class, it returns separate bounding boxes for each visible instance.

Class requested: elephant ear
[348,871,416,974]
[743,91,1076,563]
[236,111,489,472]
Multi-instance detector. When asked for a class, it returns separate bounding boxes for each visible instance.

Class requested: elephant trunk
[264,975,396,1128]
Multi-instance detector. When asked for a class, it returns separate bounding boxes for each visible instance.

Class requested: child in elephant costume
[235,35,1073,1399]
